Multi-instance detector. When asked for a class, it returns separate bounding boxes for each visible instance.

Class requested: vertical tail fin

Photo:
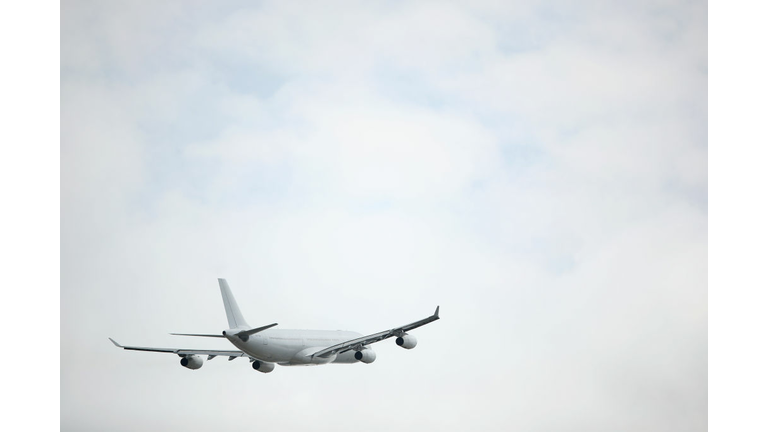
[218,278,250,329]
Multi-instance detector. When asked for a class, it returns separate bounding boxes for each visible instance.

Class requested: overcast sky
[61,1,706,430]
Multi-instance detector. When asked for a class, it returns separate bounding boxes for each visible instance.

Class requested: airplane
[109,278,440,373]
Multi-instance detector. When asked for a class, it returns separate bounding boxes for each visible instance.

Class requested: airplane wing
[311,306,440,359]
[109,338,248,360]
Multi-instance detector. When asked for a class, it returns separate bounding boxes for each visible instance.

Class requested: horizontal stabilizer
[170,333,225,338]
[233,323,278,341]
[238,323,278,337]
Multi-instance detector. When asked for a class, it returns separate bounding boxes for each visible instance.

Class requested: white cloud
[61,1,706,430]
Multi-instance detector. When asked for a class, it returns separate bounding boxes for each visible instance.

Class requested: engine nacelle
[251,360,276,373]
[395,334,417,349]
[180,355,204,370]
[353,349,377,364]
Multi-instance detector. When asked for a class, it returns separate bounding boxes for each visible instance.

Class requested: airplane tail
[218,278,250,329]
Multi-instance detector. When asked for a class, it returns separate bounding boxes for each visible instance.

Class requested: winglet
[434,306,440,318]
[109,338,123,348]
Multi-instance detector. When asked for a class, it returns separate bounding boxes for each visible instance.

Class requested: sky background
[61,1,707,430]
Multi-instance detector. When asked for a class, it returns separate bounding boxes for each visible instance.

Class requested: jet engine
[180,355,204,370]
[251,360,276,373]
[353,349,377,364]
[395,334,417,349]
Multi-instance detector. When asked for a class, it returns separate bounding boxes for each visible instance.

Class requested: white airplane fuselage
[223,328,367,365]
